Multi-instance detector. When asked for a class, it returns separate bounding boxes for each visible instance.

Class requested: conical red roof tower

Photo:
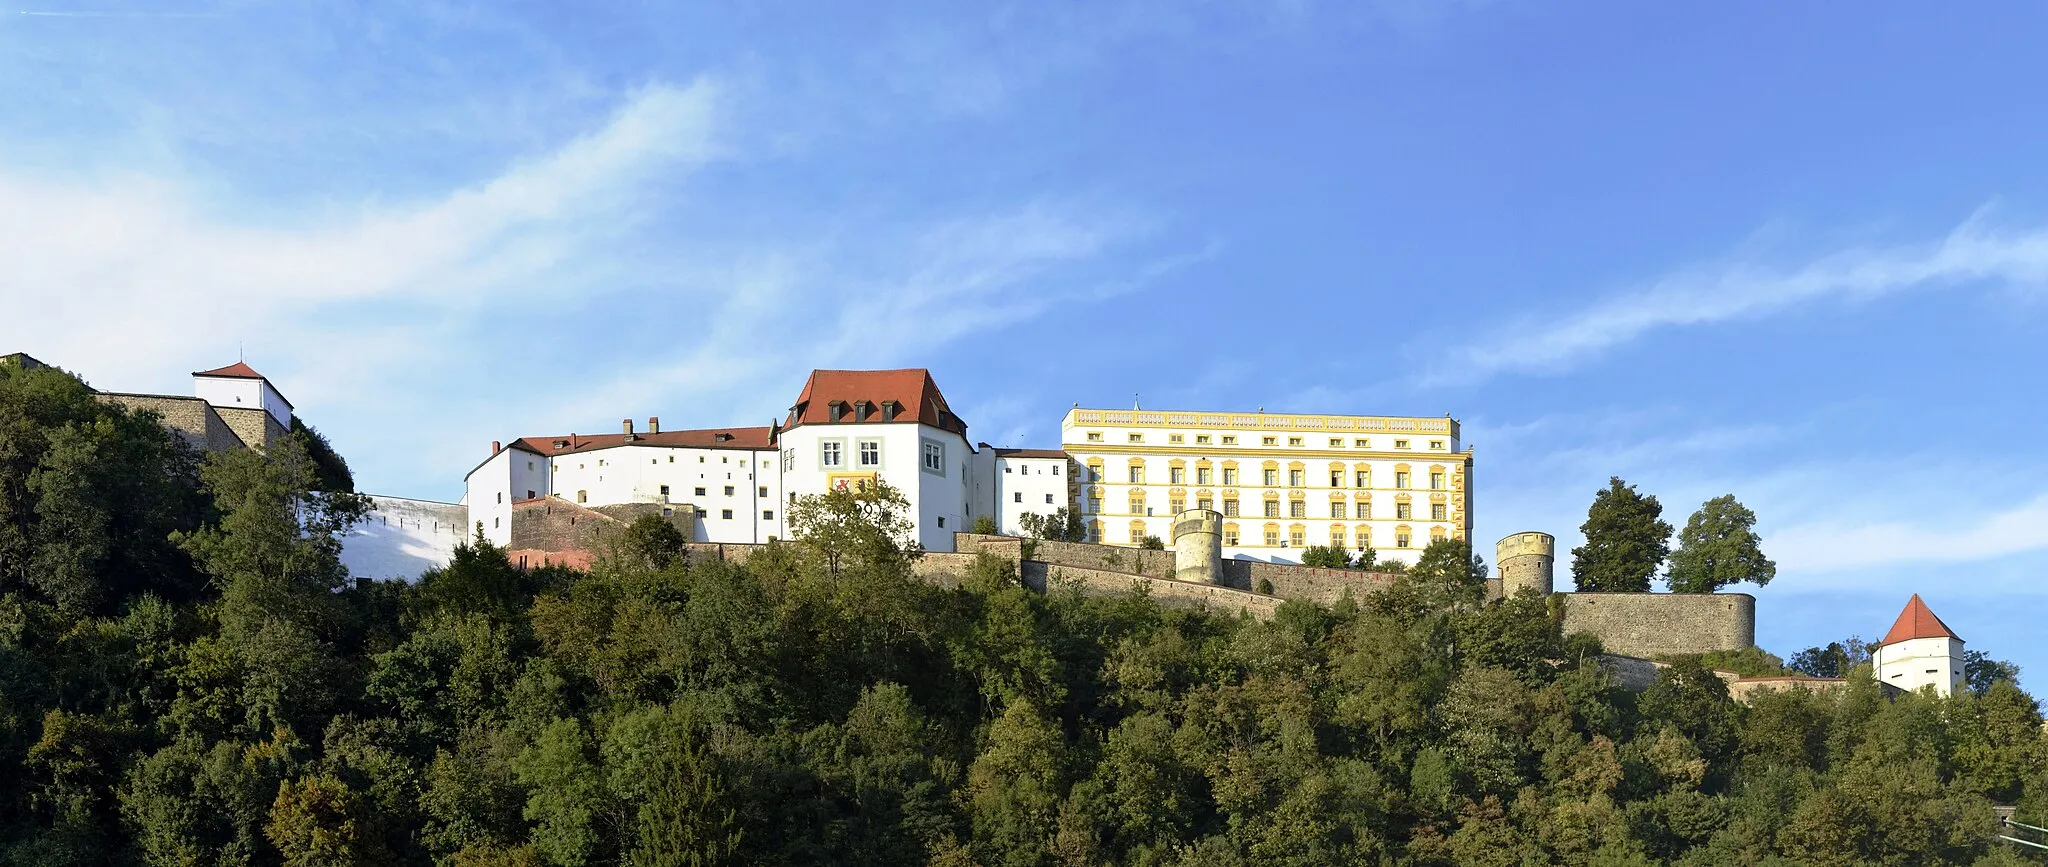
[1879,594,1961,646]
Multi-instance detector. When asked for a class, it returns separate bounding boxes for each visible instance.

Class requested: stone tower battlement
[1171,509,1223,585]
[1496,531,1556,597]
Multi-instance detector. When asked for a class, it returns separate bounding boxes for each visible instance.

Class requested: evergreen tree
[1665,495,1775,592]
[1571,477,1672,593]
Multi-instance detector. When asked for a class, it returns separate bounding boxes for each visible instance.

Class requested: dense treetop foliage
[1571,477,1673,593]
[2,364,2044,865]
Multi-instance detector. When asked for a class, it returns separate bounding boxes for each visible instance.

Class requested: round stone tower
[1172,509,1224,585]
[1495,531,1556,597]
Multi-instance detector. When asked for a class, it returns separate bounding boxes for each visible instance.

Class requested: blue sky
[5,1,2047,681]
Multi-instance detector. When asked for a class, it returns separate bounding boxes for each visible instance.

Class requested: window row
[1084,496,1448,522]
[1080,432,1449,450]
[1103,466,1448,490]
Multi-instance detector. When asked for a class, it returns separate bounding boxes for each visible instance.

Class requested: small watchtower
[1873,594,1964,697]
[1495,531,1556,597]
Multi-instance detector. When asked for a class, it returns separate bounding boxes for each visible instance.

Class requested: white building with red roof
[1873,594,1965,697]
[465,368,1055,553]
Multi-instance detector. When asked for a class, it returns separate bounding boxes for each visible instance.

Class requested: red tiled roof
[994,448,1068,459]
[513,426,776,456]
[193,361,269,380]
[1880,594,1962,646]
[784,369,967,435]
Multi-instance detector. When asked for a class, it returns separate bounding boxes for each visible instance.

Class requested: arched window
[1330,524,1347,548]
[1287,523,1306,548]
[1222,522,1240,546]
[1395,525,1412,548]
[1129,520,1148,543]
[1263,522,1281,546]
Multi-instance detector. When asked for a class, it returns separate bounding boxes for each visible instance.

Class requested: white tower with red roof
[1873,594,1965,697]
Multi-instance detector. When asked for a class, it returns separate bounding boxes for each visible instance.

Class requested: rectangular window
[1014,492,1023,503]
[1170,497,1185,513]
[1128,433,1144,443]
[1289,469,1304,487]
[1431,440,1445,450]
[1431,472,1446,490]
[759,486,769,498]
[1355,439,1370,448]
[1330,438,1344,448]
[1290,500,1306,518]
[859,440,881,466]
[1223,529,1239,546]
[659,485,670,496]
[821,441,843,468]
[1197,497,1213,511]
[497,492,503,504]
[1331,502,1346,519]
[1130,466,1145,484]
[694,487,707,496]
[1264,500,1280,517]
[1196,435,1212,444]
[1432,503,1447,521]
[1397,532,1411,548]
[1288,437,1303,447]
[1221,435,1237,445]
[1356,471,1369,487]
[923,441,945,474]
[1169,434,1183,443]
[1129,496,1145,514]
[1360,503,1372,520]
[1331,472,1343,487]
[1197,467,1211,485]
[1263,469,1278,486]
[1223,468,1238,485]
[1394,439,1410,449]
[1052,465,1060,475]
[1087,431,1103,442]
[724,486,734,496]
[1088,497,1104,512]
[1263,436,1278,446]
[1397,503,1412,520]
[1045,494,1054,504]
[1289,528,1305,547]
[1331,528,1346,547]
[1223,499,1239,516]
[1396,471,1411,489]
[721,509,733,519]
[1170,467,1185,484]
[763,510,774,520]
[1265,528,1280,546]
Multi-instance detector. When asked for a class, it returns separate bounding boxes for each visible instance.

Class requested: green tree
[1139,535,1165,551]
[1962,650,2021,696]
[617,513,689,571]
[786,478,918,574]
[1299,545,1352,569]
[971,514,1000,535]
[290,417,355,493]
[1571,477,1672,593]
[1788,638,1872,678]
[1665,495,1775,592]
[1018,508,1086,543]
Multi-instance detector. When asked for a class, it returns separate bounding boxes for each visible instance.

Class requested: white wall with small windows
[463,444,552,546]
[778,421,984,552]
[995,454,1071,535]
[1058,407,1472,566]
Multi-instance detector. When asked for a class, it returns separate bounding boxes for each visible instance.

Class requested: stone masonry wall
[216,406,287,452]
[1559,592,1756,658]
[1021,562,1281,618]
[1216,561,1399,606]
[101,393,245,452]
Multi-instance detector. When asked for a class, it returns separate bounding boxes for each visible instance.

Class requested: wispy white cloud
[1768,492,2048,575]
[1425,212,2048,386]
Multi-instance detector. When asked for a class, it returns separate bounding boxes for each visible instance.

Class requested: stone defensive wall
[955,534,1177,581]
[1020,562,1281,618]
[99,393,246,453]
[1216,561,1399,606]
[1558,592,1756,658]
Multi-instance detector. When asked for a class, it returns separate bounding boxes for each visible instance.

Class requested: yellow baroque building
[1060,407,1473,565]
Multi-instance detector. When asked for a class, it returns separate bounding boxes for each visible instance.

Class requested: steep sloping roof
[1880,594,1962,646]
[784,369,967,435]
[193,361,269,380]
[513,426,777,457]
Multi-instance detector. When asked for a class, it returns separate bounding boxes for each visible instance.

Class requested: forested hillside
[2,362,2045,866]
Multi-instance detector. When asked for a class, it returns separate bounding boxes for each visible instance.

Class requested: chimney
[623,418,636,440]
[492,440,502,456]
[648,416,660,434]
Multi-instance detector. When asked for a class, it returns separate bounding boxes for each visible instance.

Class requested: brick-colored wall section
[1560,593,1756,658]
[1217,560,1399,605]
[101,394,245,452]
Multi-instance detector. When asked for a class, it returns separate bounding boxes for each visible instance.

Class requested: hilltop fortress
[0,354,1763,663]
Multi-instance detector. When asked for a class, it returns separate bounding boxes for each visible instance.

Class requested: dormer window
[715,433,733,442]
[882,400,902,421]
[854,401,872,422]
[828,400,847,422]
[552,440,570,449]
